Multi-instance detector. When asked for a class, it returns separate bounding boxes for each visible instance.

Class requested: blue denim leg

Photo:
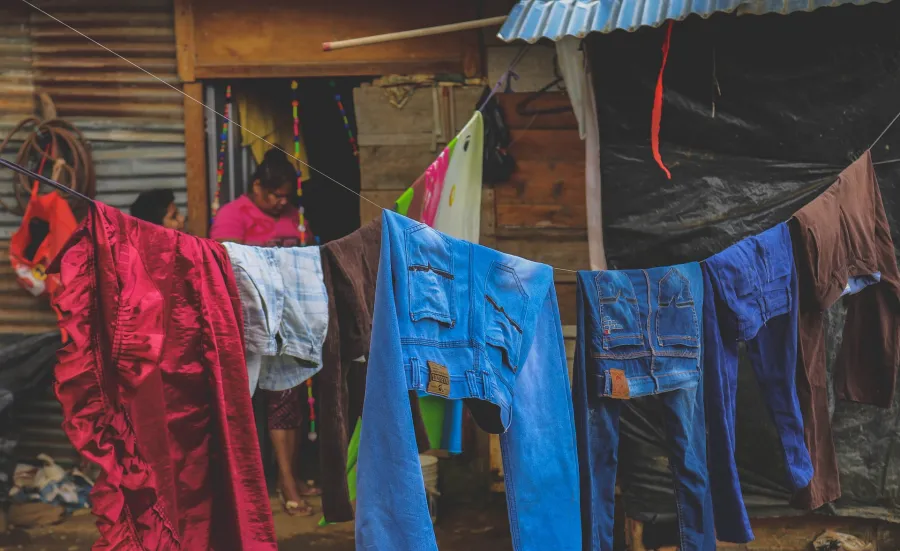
[502,285,581,549]
[357,210,580,551]
[702,223,813,543]
[356,215,434,550]
[574,268,714,551]
[659,383,716,551]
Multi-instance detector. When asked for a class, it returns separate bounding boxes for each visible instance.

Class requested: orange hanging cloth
[651,20,674,179]
[10,182,78,338]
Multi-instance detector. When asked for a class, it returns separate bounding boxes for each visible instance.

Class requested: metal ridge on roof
[497,0,892,43]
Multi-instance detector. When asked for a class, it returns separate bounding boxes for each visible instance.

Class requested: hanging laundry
[432,112,484,243]
[393,112,486,455]
[223,243,329,394]
[572,264,715,551]
[356,210,580,551]
[395,143,453,226]
[47,203,276,550]
[394,110,485,241]
[702,223,812,543]
[790,151,900,510]
[317,218,430,523]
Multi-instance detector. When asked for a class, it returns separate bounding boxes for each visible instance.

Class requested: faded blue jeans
[702,223,812,543]
[573,263,715,551]
[356,210,581,550]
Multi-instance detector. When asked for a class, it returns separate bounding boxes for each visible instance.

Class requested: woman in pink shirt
[210,149,319,516]
[210,149,312,247]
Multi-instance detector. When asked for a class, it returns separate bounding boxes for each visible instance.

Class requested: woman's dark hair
[253,148,296,191]
[130,189,175,226]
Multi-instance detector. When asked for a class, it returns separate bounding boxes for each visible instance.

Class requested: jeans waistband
[705,223,793,340]
[577,262,704,399]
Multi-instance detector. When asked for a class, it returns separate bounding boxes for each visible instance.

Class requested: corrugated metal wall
[0,0,186,334]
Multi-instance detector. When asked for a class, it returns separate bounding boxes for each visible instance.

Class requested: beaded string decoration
[291,80,307,245]
[330,80,358,160]
[212,84,231,217]
[306,379,317,441]
[291,80,315,441]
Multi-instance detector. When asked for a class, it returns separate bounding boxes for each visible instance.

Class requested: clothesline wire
[869,107,900,152]
[0,157,94,203]
[477,44,529,112]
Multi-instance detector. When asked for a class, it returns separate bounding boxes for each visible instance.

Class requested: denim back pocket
[756,233,793,314]
[484,262,528,373]
[656,268,699,348]
[595,271,644,350]
[406,225,455,326]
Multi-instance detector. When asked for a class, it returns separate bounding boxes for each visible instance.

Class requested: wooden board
[359,145,442,191]
[497,92,578,130]
[183,82,208,237]
[183,0,484,79]
[494,129,586,231]
[492,237,588,279]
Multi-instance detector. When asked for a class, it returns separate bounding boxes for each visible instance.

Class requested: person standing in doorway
[210,148,320,516]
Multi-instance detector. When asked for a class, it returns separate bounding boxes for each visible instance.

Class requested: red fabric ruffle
[49,204,276,550]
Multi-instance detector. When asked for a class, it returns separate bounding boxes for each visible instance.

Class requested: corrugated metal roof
[498,0,894,42]
[0,0,186,334]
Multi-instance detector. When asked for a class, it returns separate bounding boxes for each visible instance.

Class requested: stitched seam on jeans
[400,338,472,348]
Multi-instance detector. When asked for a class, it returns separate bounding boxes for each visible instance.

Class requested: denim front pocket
[595,271,644,350]
[656,268,699,348]
[484,262,527,372]
[406,224,455,326]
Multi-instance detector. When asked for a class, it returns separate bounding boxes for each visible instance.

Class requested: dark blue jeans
[573,263,715,551]
[702,223,813,543]
[357,211,581,550]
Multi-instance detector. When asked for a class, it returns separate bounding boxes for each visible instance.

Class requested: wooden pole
[183,82,209,237]
[323,15,508,51]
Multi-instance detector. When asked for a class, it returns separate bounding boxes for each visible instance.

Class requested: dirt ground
[0,496,514,551]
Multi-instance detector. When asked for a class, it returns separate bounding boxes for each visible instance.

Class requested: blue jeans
[357,211,581,550]
[702,223,812,543]
[573,264,715,551]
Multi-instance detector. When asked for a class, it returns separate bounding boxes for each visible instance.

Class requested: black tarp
[0,332,60,415]
[587,0,900,530]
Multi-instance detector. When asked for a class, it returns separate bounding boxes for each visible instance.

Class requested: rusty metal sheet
[0,0,187,334]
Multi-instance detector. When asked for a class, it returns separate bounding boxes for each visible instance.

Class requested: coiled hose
[0,116,95,216]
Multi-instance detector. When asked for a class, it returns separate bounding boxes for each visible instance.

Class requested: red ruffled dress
[48,203,276,550]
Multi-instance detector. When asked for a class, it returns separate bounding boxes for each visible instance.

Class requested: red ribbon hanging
[651,20,674,180]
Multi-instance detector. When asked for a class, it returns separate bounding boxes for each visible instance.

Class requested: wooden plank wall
[488,92,588,327]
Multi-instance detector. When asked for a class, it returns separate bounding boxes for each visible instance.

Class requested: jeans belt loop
[482,370,494,401]
[466,370,492,401]
[409,357,422,390]
[595,372,607,397]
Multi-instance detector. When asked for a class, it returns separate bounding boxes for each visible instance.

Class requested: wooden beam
[183,82,208,237]
[173,0,196,82]
[321,16,506,51]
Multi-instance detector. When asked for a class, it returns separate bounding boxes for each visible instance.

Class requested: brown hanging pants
[790,151,900,510]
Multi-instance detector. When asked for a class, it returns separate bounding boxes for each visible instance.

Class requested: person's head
[130,189,184,231]
[249,149,295,217]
